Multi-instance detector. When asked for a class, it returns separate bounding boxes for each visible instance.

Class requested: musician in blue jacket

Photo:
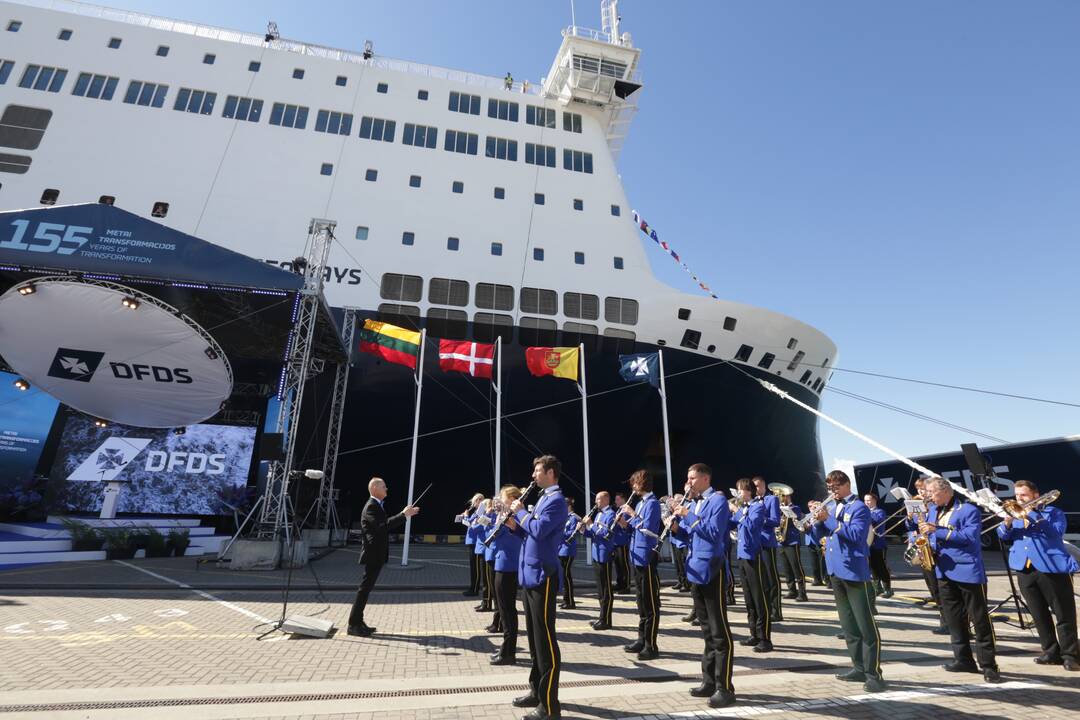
[669,501,691,593]
[777,489,809,602]
[920,476,1000,683]
[508,455,569,720]
[865,493,893,599]
[752,476,784,623]
[489,485,524,665]
[905,477,947,634]
[733,478,771,652]
[617,469,662,660]
[611,492,633,593]
[469,500,493,612]
[462,492,484,596]
[558,497,579,610]
[996,479,1079,671]
[810,470,887,693]
[671,463,736,709]
[584,491,616,630]
[483,502,502,633]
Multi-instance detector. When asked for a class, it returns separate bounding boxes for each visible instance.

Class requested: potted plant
[166,528,191,557]
[61,518,104,551]
[101,527,137,560]
[144,527,170,558]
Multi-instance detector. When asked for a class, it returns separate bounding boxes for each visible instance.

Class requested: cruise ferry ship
[0,0,838,530]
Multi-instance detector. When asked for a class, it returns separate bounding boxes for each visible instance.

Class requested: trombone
[981,489,1061,535]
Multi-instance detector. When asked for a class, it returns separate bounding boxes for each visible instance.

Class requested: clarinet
[563,503,600,544]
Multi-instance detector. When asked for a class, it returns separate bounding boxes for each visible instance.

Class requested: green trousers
[832,577,883,679]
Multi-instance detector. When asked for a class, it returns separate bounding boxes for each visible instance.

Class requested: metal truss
[313,307,358,532]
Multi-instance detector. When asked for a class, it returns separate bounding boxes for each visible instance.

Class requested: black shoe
[1064,658,1079,671]
[484,624,501,634]
[682,612,696,622]
[592,622,612,631]
[881,588,894,598]
[739,637,760,647]
[511,694,540,708]
[983,667,1002,684]
[933,624,950,635]
[679,585,692,593]
[1034,654,1063,665]
[708,690,736,709]
[753,640,773,653]
[564,603,576,610]
[521,708,559,720]
[863,675,888,693]
[490,654,516,666]
[691,618,701,626]
[812,580,825,586]
[770,615,783,624]
[784,591,798,600]
[835,633,846,639]
[637,647,659,661]
[346,624,373,637]
[835,669,866,682]
[943,661,980,674]
[689,683,716,698]
[795,592,809,602]
[624,641,645,653]
[475,604,492,612]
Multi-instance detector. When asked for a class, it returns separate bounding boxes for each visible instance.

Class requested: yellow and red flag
[524,346,579,382]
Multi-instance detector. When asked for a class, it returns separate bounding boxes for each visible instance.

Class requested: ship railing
[21,0,542,95]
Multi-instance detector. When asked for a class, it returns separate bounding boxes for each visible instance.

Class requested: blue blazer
[513,485,569,589]
[473,510,495,556]
[759,493,781,549]
[811,494,871,582]
[672,488,730,585]
[463,508,478,546]
[585,506,616,563]
[489,523,523,573]
[780,504,802,546]
[734,501,764,560]
[612,512,632,547]
[869,507,888,550]
[628,494,661,566]
[558,514,579,557]
[928,500,986,584]
[997,505,1079,575]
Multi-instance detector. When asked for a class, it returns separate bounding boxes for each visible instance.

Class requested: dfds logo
[109,362,193,384]
[46,349,194,384]
[144,451,225,475]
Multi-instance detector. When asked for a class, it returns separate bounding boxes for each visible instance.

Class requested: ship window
[40,188,59,205]
[365,169,377,181]
[380,273,423,302]
[533,248,544,261]
[320,163,333,176]
[724,316,737,331]
[799,370,812,384]
[677,308,691,320]
[335,75,347,87]
[484,136,518,161]
[409,175,421,188]
[98,195,115,205]
[355,226,369,241]
[72,73,118,101]
[402,123,437,148]
[611,204,621,216]
[613,257,624,269]
[156,46,169,57]
[494,187,505,199]
[563,111,582,133]
[426,308,468,339]
[563,149,594,174]
[428,277,469,306]
[377,303,421,330]
[574,252,585,265]
[358,116,396,142]
[248,61,261,72]
[573,199,583,211]
[603,327,636,353]
[448,91,480,115]
[123,81,168,108]
[447,237,459,251]
[151,201,169,218]
[526,105,556,128]
[520,287,557,315]
[269,102,309,129]
[758,353,775,370]
[534,193,545,205]
[525,143,556,167]
[7,21,21,32]
[476,283,514,311]
[563,292,599,321]
[401,231,414,246]
[707,344,716,353]
[734,344,753,362]
[487,98,519,122]
[473,312,513,343]
[491,242,503,256]
[604,297,639,325]
[519,317,558,347]
[19,65,67,93]
[0,153,30,174]
[377,82,388,93]
[562,321,599,348]
[203,54,216,65]
[812,378,823,392]
[0,106,51,151]
[452,181,464,194]
[58,29,73,41]
[787,337,798,350]
[223,95,263,122]
[292,68,304,79]
[315,109,353,135]
[107,37,121,49]
[443,129,478,155]
[417,89,428,100]
[681,329,701,350]
[0,61,13,85]
[787,350,805,372]
[174,88,216,115]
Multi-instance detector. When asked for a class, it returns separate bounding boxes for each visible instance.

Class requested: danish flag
[438,339,496,379]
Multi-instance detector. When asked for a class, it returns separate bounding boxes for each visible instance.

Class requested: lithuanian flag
[359,319,421,369]
[525,346,579,381]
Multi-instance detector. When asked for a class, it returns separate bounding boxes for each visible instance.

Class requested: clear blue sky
[96,0,1080,468]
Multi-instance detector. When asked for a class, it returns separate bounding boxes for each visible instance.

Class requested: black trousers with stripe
[634,560,661,650]
[493,570,519,657]
[939,576,997,670]
[672,545,688,587]
[523,577,560,714]
[692,569,734,693]
[559,555,576,606]
[869,548,892,590]
[486,560,500,627]
[778,545,806,593]
[614,545,631,591]
[1017,567,1079,662]
[594,559,614,625]
[739,556,770,642]
[760,546,783,620]
[467,544,481,593]
[807,542,826,584]
[832,577,883,679]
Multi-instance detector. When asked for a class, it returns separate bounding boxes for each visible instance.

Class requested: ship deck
[0,545,1076,719]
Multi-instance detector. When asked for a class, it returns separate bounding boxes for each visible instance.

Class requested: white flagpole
[578,343,592,566]
[401,329,426,567]
[494,336,502,498]
[657,349,674,498]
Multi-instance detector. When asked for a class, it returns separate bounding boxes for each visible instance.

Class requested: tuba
[769,483,794,544]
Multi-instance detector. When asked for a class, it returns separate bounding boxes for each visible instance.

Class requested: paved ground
[0,544,1077,719]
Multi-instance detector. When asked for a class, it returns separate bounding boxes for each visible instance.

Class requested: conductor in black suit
[347,477,420,636]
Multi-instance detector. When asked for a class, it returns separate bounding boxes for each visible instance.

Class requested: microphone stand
[976,469,1028,629]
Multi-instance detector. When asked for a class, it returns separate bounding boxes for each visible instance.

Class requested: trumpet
[799,490,838,532]
[982,489,1061,535]
[656,491,694,548]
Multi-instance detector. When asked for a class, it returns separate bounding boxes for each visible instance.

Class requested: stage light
[362,40,374,60]
[173,427,186,435]
[204,347,219,360]
[93,418,108,428]
[291,256,308,275]
[265,21,279,42]
[17,282,35,296]
[121,296,140,310]
[13,378,29,391]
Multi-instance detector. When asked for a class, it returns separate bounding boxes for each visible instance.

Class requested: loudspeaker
[260,433,284,462]
[960,443,991,477]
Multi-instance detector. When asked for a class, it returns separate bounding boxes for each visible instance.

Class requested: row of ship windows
[4,19,587,134]
[0,63,594,173]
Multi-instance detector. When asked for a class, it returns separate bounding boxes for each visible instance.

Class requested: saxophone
[902,500,934,572]
[775,514,789,545]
